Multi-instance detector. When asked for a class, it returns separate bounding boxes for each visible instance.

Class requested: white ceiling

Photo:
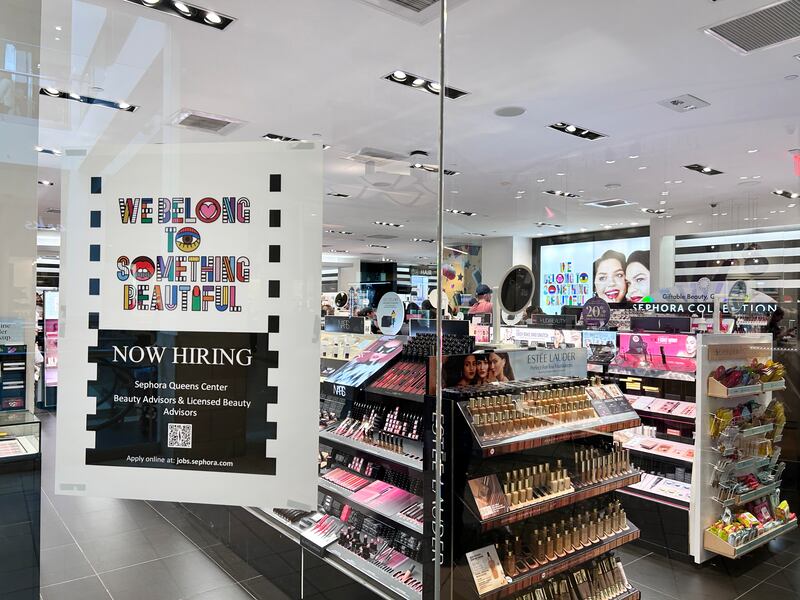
[34,0,800,261]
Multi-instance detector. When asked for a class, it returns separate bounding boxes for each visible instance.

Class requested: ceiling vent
[584,198,638,209]
[705,0,800,54]
[170,109,244,135]
[658,94,711,112]
[353,0,468,24]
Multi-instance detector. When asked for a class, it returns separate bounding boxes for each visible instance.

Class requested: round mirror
[499,265,535,314]
[334,291,348,309]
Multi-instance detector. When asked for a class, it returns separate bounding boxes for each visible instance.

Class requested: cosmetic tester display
[692,334,796,562]
[256,330,454,599]
[442,348,644,600]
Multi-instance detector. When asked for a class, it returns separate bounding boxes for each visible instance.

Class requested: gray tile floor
[37,411,269,600]
[38,408,800,599]
[615,529,800,600]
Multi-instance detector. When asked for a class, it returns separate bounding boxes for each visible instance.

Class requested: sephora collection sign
[56,142,322,508]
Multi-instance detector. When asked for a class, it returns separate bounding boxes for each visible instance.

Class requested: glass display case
[0,411,40,461]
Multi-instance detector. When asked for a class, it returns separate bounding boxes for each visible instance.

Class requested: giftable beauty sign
[56,142,322,508]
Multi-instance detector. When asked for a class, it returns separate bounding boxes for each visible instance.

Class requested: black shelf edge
[475,471,643,531]
[319,429,423,472]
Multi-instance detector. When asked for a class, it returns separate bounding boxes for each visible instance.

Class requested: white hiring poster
[56,142,322,508]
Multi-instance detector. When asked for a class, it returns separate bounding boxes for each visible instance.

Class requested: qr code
[167,423,193,449]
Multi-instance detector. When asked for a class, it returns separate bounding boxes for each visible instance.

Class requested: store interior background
[2,0,800,598]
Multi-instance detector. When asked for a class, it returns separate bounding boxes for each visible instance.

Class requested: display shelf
[474,521,640,600]
[706,378,786,400]
[717,456,771,476]
[739,423,774,438]
[319,428,423,472]
[625,394,696,423]
[714,481,782,508]
[318,478,423,536]
[703,519,797,559]
[249,508,413,600]
[473,471,642,531]
[458,402,641,457]
[366,387,426,404]
[621,473,691,510]
[622,436,694,465]
[617,487,690,511]
[327,544,422,600]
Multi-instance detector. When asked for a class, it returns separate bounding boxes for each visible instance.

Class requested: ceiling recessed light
[747,149,759,153]
[712,213,719,216]
[515,195,522,199]
[659,200,667,205]
[445,208,477,216]
[606,160,616,164]
[128,0,234,29]
[428,81,441,92]
[664,181,672,184]
[411,238,434,243]
[543,190,580,198]
[556,172,565,176]
[752,175,761,179]
[39,87,137,111]
[789,203,798,208]
[326,192,349,198]
[739,176,749,180]
[603,225,612,229]
[38,180,54,186]
[494,106,526,117]
[773,189,799,199]
[770,210,777,214]
[517,190,525,194]
[464,232,486,237]
[744,217,750,221]
[685,163,723,175]
[721,213,727,216]
[54,25,63,30]
[686,220,694,224]
[204,10,222,24]
[548,122,606,140]
[628,155,639,159]
[374,221,403,228]
[580,228,588,232]
[173,1,192,14]
[629,222,639,226]
[638,166,648,170]
[411,78,425,87]
[324,229,353,235]
[35,146,62,155]
[661,191,669,196]
[391,70,407,81]
[368,244,388,249]
[674,180,683,184]
[536,178,545,183]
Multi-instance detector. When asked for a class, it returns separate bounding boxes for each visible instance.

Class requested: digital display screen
[539,237,649,314]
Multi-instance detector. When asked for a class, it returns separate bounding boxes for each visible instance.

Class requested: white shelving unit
[690,333,783,563]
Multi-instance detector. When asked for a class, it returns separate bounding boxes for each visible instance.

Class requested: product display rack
[691,333,795,563]
[442,348,644,600]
